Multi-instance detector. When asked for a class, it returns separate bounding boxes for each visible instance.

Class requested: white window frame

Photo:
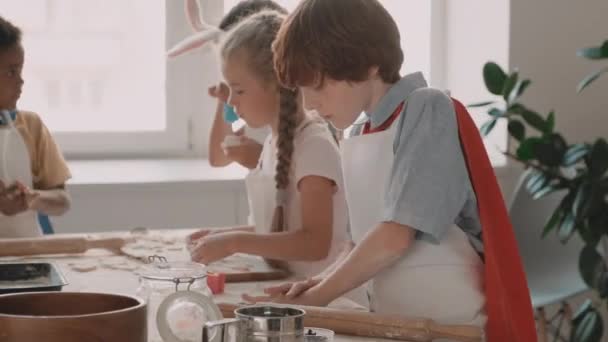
[429,0,448,91]
[53,0,224,159]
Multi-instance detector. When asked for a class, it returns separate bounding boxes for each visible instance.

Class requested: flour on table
[68,262,98,273]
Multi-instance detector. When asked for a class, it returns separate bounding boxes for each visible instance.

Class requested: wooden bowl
[0,292,146,342]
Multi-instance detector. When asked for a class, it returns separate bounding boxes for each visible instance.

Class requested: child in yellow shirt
[0,16,71,237]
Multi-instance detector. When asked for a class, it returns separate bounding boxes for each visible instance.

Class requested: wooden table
[0,230,391,342]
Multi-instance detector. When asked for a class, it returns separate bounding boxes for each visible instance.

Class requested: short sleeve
[293,125,343,190]
[382,88,470,242]
[19,112,71,189]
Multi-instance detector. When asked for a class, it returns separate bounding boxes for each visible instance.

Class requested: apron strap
[452,98,536,341]
[362,102,405,135]
[0,110,19,182]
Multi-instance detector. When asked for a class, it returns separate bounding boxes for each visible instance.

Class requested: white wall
[442,0,608,200]
[510,0,608,143]
[166,0,225,159]
[444,0,511,166]
[52,160,250,233]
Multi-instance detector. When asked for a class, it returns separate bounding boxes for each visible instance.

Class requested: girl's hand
[223,136,263,169]
[208,83,230,103]
[190,232,238,265]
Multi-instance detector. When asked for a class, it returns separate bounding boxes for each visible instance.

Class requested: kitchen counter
[0,229,395,342]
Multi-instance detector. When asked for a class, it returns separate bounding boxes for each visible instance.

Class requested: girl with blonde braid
[188,11,351,282]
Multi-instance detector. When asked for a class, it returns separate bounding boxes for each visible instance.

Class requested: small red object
[206,272,225,294]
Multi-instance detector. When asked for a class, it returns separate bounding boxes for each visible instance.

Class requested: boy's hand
[260,277,323,299]
[0,180,28,216]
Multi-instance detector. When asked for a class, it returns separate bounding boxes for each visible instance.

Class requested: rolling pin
[218,303,483,342]
[0,235,132,257]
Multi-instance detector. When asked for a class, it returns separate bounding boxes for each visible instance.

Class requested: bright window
[0,0,206,157]
[0,0,508,163]
[2,0,166,132]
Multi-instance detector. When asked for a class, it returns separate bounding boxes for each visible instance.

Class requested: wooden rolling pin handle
[429,322,484,342]
[0,236,87,256]
[217,303,483,342]
[86,237,129,251]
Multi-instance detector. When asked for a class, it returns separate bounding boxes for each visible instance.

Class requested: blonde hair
[221,11,298,269]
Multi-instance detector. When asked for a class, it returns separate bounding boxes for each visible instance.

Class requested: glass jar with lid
[136,256,223,342]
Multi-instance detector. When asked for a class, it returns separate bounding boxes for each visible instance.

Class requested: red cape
[453,99,536,341]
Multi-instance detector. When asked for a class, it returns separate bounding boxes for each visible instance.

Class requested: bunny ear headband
[167,0,224,58]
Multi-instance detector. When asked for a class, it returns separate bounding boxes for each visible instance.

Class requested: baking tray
[0,262,68,294]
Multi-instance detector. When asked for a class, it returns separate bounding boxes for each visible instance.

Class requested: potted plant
[471,40,608,342]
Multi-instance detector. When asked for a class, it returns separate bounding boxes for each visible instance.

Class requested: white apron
[0,110,42,238]
[244,167,275,236]
[244,123,363,293]
[340,113,486,325]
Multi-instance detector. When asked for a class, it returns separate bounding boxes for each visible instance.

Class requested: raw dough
[118,234,190,263]
[68,262,98,273]
[100,257,139,272]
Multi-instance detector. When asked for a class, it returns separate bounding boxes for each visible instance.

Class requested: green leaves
[515,134,567,166]
[579,245,607,291]
[573,188,587,227]
[563,144,591,167]
[588,139,608,179]
[577,40,608,92]
[546,111,555,133]
[507,104,553,135]
[578,67,608,93]
[521,109,548,133]
[525,170,547,194]
[577,242,608,299]
[535,134,568,167]
[542,207,563,237]
[516,137,542,160]
[577,40,608,60]
[477,54,608,338]
[502,71,519,101]
[488,108,505,118]
[571,301,604,342]
[532,185,556,200]
[558,212,576,242]
[468,101,494,108]
[502,73,533,105]
[481,62,532,104]
[483,62,507,95]
[508,120,525,141]
[512,79,531,102]
[480,119,497,137]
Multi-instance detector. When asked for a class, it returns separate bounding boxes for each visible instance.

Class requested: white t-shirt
[257,115,349,278]
[232,120,271,145]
